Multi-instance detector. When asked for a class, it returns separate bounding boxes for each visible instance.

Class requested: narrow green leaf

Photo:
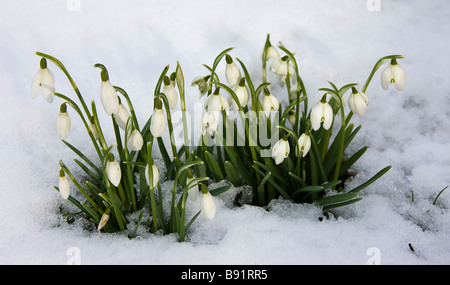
[338,146,368,177]
[349,165,392,193]
[62,140,102,175]
[322,198,363,210]
[209,185,232,196]
[224,161,242,186]
[204,151,224,181]
[317,192,359,206]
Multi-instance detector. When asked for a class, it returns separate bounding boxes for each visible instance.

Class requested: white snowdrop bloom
[311,100,333,131]
[31,58,55,103]
[97,208,111,231]
[271,56,295,83]
[113,103,131,130]
[100,79,120,115]
[381,59,406,91]
[201,190,216,220]
[127,129,144,151]
[205,89,229,115]
[262,89,280,117]
[191,75,210,98]
[288,110,296,126]
[201,111,219,136]
[58,170,70,200]
[296,133,311,158]
[106,154,121,187]
[186,176,199,201]
[272,138,290,165]
[348,88,369,116]
[56,104,71,139]
[225,55,241,88]
[145,163,159,188]
[163,76,178,109]
[266,45,280,61]
[150,107,167,138]
[229,78,249,110]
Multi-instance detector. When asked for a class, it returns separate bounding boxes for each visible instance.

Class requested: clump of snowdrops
[31,34,406,241]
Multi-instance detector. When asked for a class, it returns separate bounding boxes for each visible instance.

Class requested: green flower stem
[54,92,103,161]
[175,62,190,159]
[36,52,92,119]
[123,120,137,212]
[332,95,347,183]
[91,100,109,154]
[262,34,271,83]
[146,141,159,233]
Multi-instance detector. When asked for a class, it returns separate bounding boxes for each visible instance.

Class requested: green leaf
[322,198,363,210]
[204,151,225,181]
[338,146,368,177]
[224,146,254,186]
[317,192,359,207]
[209,184,233,196]
[62,140,102,175]
[349,165,392,194]
[224,161,242,186]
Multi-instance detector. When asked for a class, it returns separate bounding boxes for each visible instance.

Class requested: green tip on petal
[155,98,163,109]
[200,183,209,195]
[40,58,47,69]
[238,77,246,87]
[170,72,176,82]
[100,69,109,82]
[59,169,65,177]
[163,76,171,86]
[213,87,220,95]
[107,153,115,162]
[263,87,270,95]
[351,87,358,94]
[60,103,67,113]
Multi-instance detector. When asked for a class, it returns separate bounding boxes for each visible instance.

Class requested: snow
[1,0,450,265]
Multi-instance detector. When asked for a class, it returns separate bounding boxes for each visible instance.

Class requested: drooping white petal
[41,68,55,103]
[296,133,311,157]
[206,93,229,115]
[59,175,70,199]
[225,62,241,88]
[56,111,71,139]
[106,158,121,187]
[262,93,280,117]
[272,139,290,165]
[201,191,216,220]
[348,91,369,116]
[229,84,249,110]
[163,83,178,109]
[322,102,334,130]
[100,80,120,115]
[113,103,131,130]
[127,129,144,151]
[89,122,99,140]
[311,101,333,131]
[266,45,279,61]
[31,70,41,99]
[97,211,110,231]
[145,164,159,188]
[150,108,167,138]
[392,64,406,91]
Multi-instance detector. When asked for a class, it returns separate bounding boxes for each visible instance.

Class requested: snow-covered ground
[1,0,449,265]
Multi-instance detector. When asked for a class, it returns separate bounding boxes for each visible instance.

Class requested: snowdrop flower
[163,76,178,109]
[56,103,71,139]
[265,44,280,61]
[348,87,369,116]
[191,75,210,98]
[200,186,216,220]
[271,56,295,83]
[205,88,229,115]
[97,208,111,231]
[127,129,144,151]
[262,88,280,117]
[311,98,333,131]
[58,169,70,200]
[150,104,167,138]
[381,59,406,91]
[225,54,241,88]
[186,175,199,201]
[145,163,159,188]
[272,138,290,165]
[288,110,296,126]
[113,102,131,130]
[296,133,311,158]
[31,58,55,103]
[201,111,219,136]
[229,77,249,110]
[106,154,121,187]
[100,71,120,115]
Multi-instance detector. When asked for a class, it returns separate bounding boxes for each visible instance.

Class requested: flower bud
[56,103,71,139]
[163,76,178,109]
[100,79,120,115]
[88,118,99,140]
[229,77,249,110]
[225,54,241,88]
[200,185,216,220]
[106,154,121,187]
[205,88,229,115]
[187,175,199,201]
[150,106,167,138]
[113,102,131,131]
[145,163,159,188]
[31,58,55,103]
[128,129,144,151]
[97,208,111,231]
[59,169,70,199]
